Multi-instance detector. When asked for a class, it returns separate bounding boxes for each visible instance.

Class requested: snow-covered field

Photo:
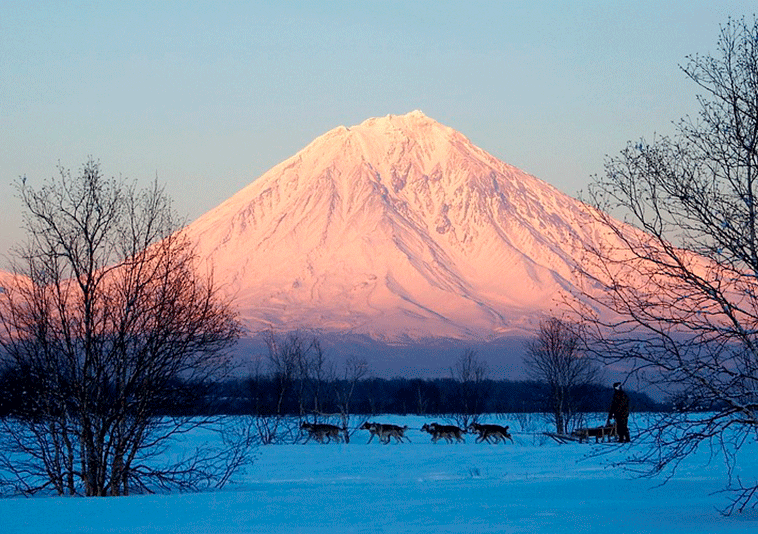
[2,414,756,533]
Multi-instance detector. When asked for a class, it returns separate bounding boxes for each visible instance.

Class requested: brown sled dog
[421,422,466,443]
[300,422,343,444]
[468,422,514,444]
[360,422,409,444]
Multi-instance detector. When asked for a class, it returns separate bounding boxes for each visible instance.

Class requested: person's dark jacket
[608,388,630,421]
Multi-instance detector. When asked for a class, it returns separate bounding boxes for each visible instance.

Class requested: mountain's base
[231,332,530,380]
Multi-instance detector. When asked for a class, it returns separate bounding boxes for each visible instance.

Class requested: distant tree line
[213,375,667,417]
[0,368,667,419]
[0,327,668,423]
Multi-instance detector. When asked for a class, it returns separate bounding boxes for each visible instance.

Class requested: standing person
[607,382,631,443]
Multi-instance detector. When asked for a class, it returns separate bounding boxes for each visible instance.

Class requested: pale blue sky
[1,1,755,260]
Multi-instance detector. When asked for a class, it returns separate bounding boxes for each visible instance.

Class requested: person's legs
[618,417,630,442]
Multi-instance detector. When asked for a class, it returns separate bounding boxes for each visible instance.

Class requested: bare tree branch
[0,160,248,496]
[578,17,758,513]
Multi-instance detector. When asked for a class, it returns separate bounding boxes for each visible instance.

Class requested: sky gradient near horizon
[1,1,755,261]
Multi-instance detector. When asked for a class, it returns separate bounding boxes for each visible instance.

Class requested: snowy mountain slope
[0,269,27,295]
[185,111,617,340]
[0,270,10,293]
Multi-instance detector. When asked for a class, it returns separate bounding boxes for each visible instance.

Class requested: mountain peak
[303,111,476,182]
[354,110,449,135]
[357,110,431,127]
[185,113,609,341]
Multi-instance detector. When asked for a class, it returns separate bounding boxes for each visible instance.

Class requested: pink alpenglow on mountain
[185,111,614,341]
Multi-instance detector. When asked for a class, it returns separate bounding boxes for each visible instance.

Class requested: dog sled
[544,423,617,444]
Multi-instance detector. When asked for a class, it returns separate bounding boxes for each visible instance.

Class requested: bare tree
[263,330,333,416]
[256,331,336,443]
[450,349,489,428]
[263,330,303,416]
[579,17,758,512]
[333,355,368,444]
[302,338,334,417]
[524,317,599,435]
[0,160,244,496]
[251,330,300,444]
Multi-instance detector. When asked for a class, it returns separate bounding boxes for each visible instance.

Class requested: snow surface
[3,414,756,533]
[183,111,630,341]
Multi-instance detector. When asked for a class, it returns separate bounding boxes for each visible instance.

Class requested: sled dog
[300,422,343,444]
[421,422,465,443]
[360,421,409,444]
[468,422,514,444]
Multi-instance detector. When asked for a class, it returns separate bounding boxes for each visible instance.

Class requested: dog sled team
[300,419,513,445]
[302,383,632,445]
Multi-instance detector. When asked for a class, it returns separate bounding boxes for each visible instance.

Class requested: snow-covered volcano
[186,111,611,340]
